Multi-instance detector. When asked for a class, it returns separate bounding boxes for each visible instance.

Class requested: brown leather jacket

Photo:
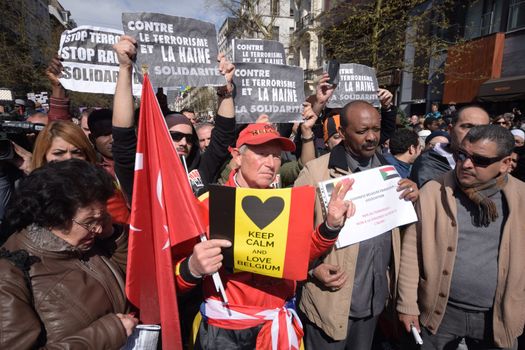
[0,225,129,349]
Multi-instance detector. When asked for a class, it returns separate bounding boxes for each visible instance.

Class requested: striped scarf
[455,173,508,227]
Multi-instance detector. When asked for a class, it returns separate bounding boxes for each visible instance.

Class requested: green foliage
[397,107,409,127]
[0,0,51,96]
[0,0,112,110]
[67,92,114,115]
[318,0,475,84]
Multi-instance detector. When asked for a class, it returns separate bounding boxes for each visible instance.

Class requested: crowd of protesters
[0,32,523,350]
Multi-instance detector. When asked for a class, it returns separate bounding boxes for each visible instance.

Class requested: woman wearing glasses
[0,159,137,348]
[28,121,130,224]
[491,113,513,129]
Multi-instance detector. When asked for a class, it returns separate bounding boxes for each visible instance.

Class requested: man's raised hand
[325,178,356,229]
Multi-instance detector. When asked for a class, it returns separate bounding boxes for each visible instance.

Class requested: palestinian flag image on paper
[209,185,315,280]
[379,166,400,180]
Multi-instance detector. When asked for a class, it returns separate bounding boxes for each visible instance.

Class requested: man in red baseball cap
[229,123,295,189]
[174,122,356,349]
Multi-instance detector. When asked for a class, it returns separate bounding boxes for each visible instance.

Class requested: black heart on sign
[241,196,285,230]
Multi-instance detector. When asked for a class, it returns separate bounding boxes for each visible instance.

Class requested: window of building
[480,0,503,35]
[271,0,280,16]
[290,0,294,16]
[272,26,280,41]
[465,0,504,39]
[508,0,525,30]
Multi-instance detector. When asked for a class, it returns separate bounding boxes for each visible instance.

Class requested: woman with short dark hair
[26,120,130,225]
[0,159,137,348]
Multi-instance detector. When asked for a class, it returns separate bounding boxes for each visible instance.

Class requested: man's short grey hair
[238,145,248,154]
[464,125,515,157]
[195,122,214,132]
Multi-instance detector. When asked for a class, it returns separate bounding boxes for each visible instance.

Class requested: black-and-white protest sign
[27,92,49,110]
[122,13,225,88]
[232,39,285,65]
[27,92,48,105]
[233,63,304,124]
[327,63,380,108]
[58,25,142,95]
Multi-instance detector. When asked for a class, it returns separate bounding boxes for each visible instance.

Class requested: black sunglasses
[170,131,194,143]
[455,149,504,167]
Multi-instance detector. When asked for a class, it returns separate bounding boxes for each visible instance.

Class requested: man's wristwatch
[301,133,315,142]
[381,103,394,112]
[217,83,235,98]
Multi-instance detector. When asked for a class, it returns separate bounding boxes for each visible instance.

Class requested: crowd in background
[0,38,523,350]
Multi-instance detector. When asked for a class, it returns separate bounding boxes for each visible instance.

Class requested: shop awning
[478,75,525,102]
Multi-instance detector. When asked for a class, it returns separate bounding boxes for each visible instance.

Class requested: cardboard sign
[318,166,418,248]
[58,25,142,95]
[233,63,305,124]
[232,39,285,65]
[209,185,315,280]
[122,13,225,88]
[327,63,380,108]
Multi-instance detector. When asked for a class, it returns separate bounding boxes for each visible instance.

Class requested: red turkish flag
[125,74,205,349]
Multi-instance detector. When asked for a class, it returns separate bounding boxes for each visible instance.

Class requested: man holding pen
[397,125,525,349]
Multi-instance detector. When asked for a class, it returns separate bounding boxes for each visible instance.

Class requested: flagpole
[181,156,229,306]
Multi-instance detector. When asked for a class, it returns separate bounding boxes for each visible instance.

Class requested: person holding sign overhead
[295,100,419,350]
[175,123,356,349]
[112,35,236,198]
[309,72,398,152]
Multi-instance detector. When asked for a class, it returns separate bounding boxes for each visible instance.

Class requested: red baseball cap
[236,123,296,152]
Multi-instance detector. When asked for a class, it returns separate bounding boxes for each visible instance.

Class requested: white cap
[511,129,525,141]
[417,130,432,148]
[418,129,431,139]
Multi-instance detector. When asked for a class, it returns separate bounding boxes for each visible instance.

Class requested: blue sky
[60,0,228,30]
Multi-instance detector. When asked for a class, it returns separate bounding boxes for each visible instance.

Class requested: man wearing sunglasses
[164,113,196,157]
[398,125,524,350]
[112,36,236,199]
[410,105,490,188]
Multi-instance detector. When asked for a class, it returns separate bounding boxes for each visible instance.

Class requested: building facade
[290,0,326,95]
[218,0,296,62]
[443,0,525,115]
[400,0,525,116]
[48,0,76,30]
[218,17,239,61]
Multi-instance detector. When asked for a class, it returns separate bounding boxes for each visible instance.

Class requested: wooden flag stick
[141,64,149,75]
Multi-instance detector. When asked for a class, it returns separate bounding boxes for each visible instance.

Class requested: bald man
[26,112,48,125]
[410,106,490,188]
[295,101,419,349]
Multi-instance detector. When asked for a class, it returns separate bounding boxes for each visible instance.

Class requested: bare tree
[208,0,280,39]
